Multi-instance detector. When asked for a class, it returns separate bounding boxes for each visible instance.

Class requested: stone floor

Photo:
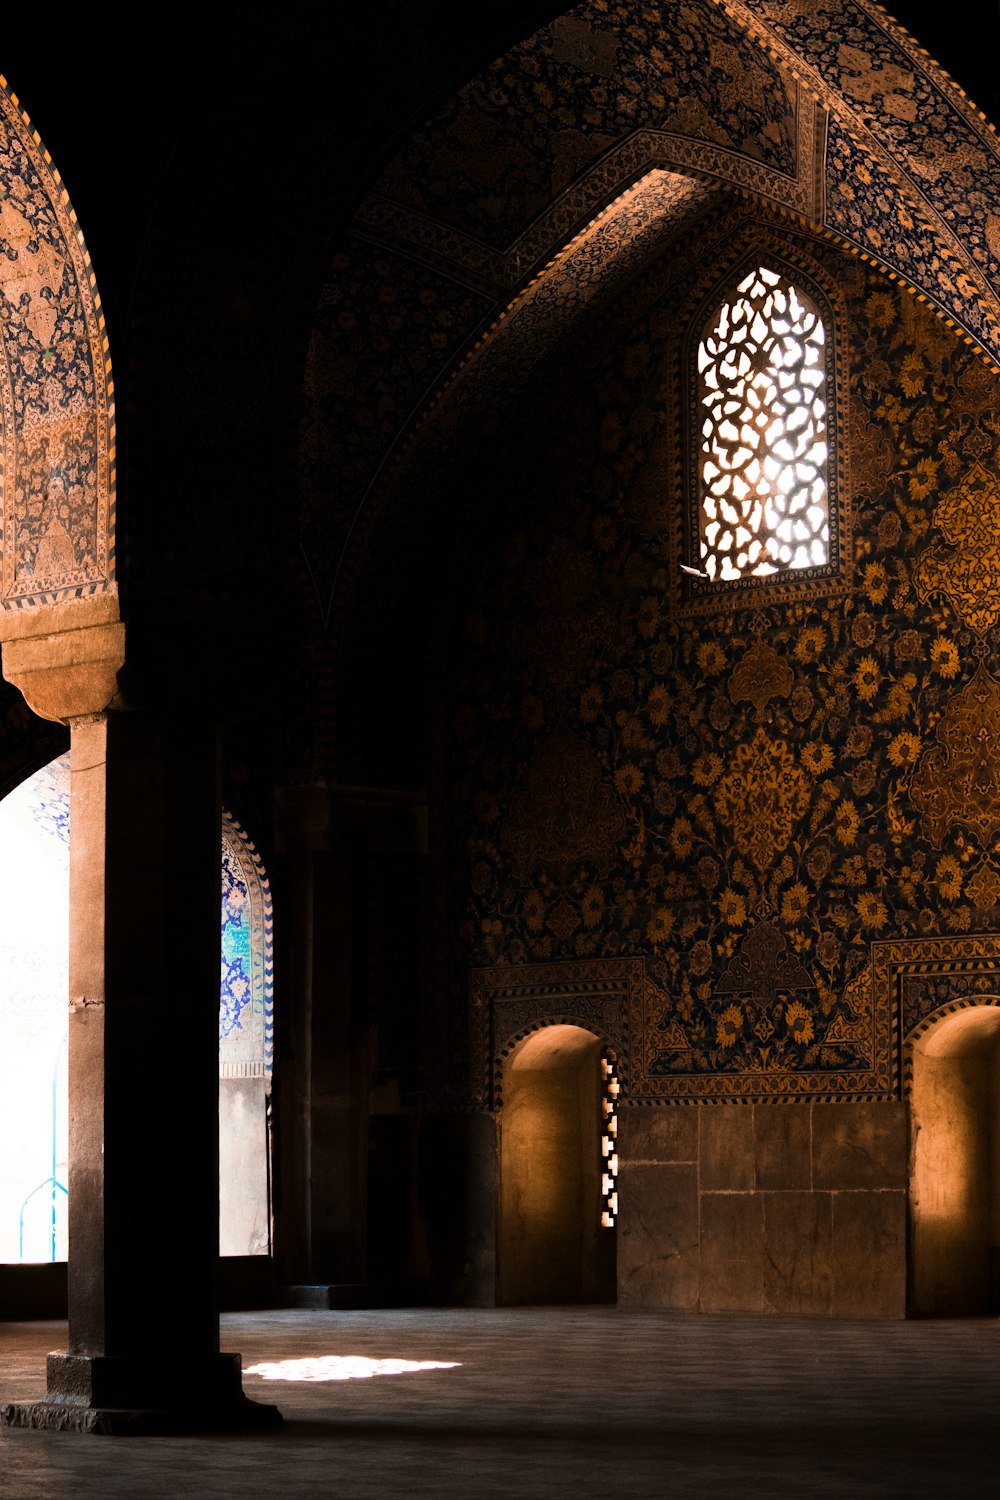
[1,1307,999,1496]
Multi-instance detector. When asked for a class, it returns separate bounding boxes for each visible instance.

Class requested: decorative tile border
[469,949,896,1106]
[470,959,638,1109]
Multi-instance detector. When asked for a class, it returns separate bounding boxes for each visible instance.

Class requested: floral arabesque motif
[909,664,1000,848]
[712,728,811,870]
[715,920,816,1010]
[218,814,273,1075]
[373,0,797,251]
[0,87,112,604]
[913,463,1000,634]
[438,215,1000,1101]
[727,639,794,719]
[502,729,625,882]
[220,843,251,1043]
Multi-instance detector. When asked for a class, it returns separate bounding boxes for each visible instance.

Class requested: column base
[0,1351,282,1435]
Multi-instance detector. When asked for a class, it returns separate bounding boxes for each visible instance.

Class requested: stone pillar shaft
[67,712,221,1356]
[0,604,279,1430]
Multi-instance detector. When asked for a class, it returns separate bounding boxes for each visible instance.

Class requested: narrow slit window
[600,1055,619,1228]
[697,265,829,583]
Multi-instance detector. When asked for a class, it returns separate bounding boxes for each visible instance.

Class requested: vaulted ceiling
[299,1,1000,781]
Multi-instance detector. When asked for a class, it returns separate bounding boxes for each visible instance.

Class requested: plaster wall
[617,1101,907,1317]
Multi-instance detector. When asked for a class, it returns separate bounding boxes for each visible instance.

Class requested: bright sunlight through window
[697,265,829,582]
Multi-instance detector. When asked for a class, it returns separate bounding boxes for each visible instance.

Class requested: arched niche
[0,756,273,1262]
[908,1002,1000,1316]
[497,1023,616,1306]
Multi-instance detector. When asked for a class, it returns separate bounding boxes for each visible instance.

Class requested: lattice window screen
[600,1056,619,1228]
[697,266,829,582]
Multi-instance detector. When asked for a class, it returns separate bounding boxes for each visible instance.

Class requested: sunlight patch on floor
[244,1355,462,1382]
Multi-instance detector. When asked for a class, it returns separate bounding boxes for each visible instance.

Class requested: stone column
[0,600,280,1432]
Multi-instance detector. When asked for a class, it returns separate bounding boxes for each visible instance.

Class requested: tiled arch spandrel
[0,79,114,612]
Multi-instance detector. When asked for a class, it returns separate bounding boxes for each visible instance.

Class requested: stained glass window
[697,265,829,582]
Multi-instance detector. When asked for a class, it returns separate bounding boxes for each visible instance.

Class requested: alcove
[497,1024,616,1305]
[909,1004,1000,1315]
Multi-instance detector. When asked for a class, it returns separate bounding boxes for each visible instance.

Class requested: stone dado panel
[616,1101,907,1317]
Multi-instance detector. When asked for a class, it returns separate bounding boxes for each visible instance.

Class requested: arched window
[219,811,274,1257]
[696,265,830,582]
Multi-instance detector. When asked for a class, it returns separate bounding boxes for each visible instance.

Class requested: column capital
[0,593,125,723]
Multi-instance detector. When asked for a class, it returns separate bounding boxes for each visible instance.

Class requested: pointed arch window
[0,756,274,1263]
[696,265,830,583]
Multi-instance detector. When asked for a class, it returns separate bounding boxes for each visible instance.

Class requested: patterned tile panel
[372,1,799,253]
[733,0,1000,286]
[0,81,113,606]
[726,1,1000,359]
[436,235,1000,1103]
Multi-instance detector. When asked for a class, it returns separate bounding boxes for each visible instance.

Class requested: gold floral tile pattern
[909,663,1000,849]
[372,2,798,254]
[441,234,1000,1103]
[913,464,1000,633]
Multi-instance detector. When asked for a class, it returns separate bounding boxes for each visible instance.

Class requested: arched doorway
[0,756,274,1265]
[497,1024,616,1306]
[909,1003,1000,1315]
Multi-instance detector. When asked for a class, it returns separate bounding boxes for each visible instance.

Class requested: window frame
[682,246,845,608]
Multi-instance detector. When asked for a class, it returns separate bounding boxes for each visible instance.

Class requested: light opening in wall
[0,755,275,1263]
[600,1055,619,1228]
[697,265,829,582]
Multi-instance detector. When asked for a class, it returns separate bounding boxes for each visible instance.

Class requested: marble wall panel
[762,1191,833,1316]
[829,1190,907,1318]
[617,1161,699,1310]
[617,1102,698,1164]
[699,1107,754,1192]
[754,1105,812,1191]
[699,1192,765,1313]
[812,1102,907,1191]
[616,1101,909,1316]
